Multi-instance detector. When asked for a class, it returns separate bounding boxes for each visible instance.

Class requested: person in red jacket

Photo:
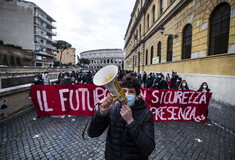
[88,75,155,160]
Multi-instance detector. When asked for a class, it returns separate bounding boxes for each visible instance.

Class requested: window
[145,49,148,65]
[182,24,192,59]
[160,0,164,15]
[139,24,142,40]
[152,5,155,24]
[167,35,173,62]
[157,42,161,63]
[209,3,230,55]
[150,46,154,64]
[147,14,150,29]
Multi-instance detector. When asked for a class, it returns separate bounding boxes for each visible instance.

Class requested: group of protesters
[31,69,211,93]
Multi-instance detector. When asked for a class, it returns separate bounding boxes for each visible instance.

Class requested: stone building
[56,48,76,65]
[79,49,124,70]
[0,0,57,67]
[124,0,235,105]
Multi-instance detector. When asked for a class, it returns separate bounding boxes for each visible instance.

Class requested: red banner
[31,84,212,122]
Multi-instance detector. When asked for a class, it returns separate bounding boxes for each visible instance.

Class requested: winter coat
[88,98,155,160]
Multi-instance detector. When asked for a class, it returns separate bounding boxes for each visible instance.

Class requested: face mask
[64,76,68,79]
[158,76,161,78]
[177,79,180,82]
[45,73,48,76]
[203,85,207,89]
[34,78,39,81]
[182,83,186,86]
[126,94,136,107]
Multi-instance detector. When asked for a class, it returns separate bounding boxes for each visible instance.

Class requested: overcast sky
[29,0,135,56]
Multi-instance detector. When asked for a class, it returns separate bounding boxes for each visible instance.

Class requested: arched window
[147,14,150,29]
[157,41,161,63]
[160,0,164,15]
[167,35,173,62]
[182,24,192,59]
[150,46,154,64]
[152,5,155,24]
[139,24,141,40]
[209,3,230,55]
[145,49,148,65]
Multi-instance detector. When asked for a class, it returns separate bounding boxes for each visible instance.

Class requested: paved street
[0,107,235,160]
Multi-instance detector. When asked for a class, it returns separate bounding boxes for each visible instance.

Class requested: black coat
[88,98,155,160]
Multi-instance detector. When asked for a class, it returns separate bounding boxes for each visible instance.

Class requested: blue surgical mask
[126,94,136,107]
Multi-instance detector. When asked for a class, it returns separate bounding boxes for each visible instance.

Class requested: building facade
[124,0,235,105]
[80,49,124,70]
[56,48,76,65]
[0,0,57,67]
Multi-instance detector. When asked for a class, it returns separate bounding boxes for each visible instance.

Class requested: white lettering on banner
[174,91,182,104]
[59,89,69,111]
[43,91,53,111]
[36,90,53,111]
[167,107,178,120]
[93,87,107,106]
[69,90,79,111]
[150,90,207,105]
[151,90,159,103]
[182,91,189,104]
[199,93,207,104]
[140,90,147,100]
[78,88,90,111]
[37,90,43,111]
[193,92,201,104]
[150,106,196,121]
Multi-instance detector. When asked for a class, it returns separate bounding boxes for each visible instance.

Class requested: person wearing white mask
[178,80,189,90]
[59,72,72,85]
[198,82,210,92]
[88,75,155,160]
[42,71,51,85]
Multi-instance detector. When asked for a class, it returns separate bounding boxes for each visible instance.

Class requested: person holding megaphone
[88,66,155,160]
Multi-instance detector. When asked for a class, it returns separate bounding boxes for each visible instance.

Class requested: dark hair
[120,75,141,95]
[198,82,210,92]
[178,80,189,90]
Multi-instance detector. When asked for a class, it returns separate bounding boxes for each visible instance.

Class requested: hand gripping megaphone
[93,65,127,105]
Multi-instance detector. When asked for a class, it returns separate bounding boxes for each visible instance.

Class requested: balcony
[34,31,56,44]
[35,50,56,58]
[35,40,56,51]
[34,23,57,36]
[34,13,56,29]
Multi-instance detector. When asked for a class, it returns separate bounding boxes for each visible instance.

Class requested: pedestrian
[173,77,182,89]
[42,71,50,85]
[198,82,210,92]
[29,75,44,99]
[57,72,64,84]
[142,71,147,87]
[146,73,154,88]
[88,75,155,160]
[59,72,72,85]
[178,80,189,90]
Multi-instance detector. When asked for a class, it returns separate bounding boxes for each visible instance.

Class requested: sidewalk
[0,108,235,160]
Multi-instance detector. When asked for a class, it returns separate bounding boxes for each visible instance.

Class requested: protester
[42,71,50,85]
[173,77,182,89]
[198,82,210,92]
[58,72,64,84]
[59,72,72,85]
[166,73,170,83]
[29,75,44,99]
[146,73,154,88]
[88,75,155,160]
[142,71,147,87]
[178,80,189,90]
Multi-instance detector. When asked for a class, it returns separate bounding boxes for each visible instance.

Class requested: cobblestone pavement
[0,108,235,160]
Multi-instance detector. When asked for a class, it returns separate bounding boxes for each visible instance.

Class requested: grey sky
[29,0,135,56]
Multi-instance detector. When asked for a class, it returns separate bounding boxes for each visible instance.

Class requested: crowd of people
[31,70,211,93]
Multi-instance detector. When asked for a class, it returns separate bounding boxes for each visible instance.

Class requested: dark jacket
[88,98,155,160]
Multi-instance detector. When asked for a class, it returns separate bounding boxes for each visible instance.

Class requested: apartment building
[0,0,57,67]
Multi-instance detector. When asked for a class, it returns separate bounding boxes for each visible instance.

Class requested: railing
[34,23,57,36]
[34,13,56,29]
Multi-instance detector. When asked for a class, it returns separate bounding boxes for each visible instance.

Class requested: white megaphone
[93,65,127,105]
